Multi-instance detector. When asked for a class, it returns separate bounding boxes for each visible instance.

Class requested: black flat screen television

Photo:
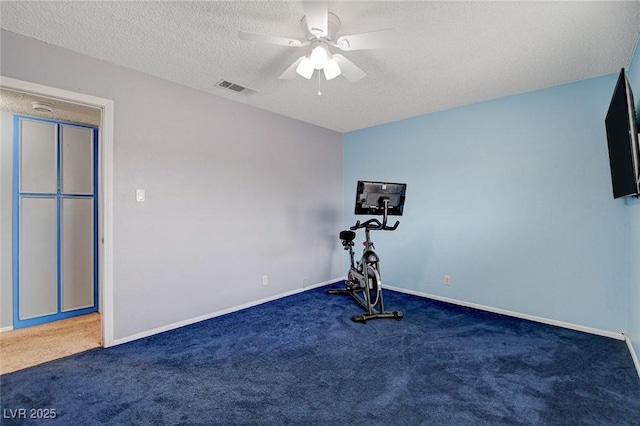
[354,181,407,216]
[605,68,640,199]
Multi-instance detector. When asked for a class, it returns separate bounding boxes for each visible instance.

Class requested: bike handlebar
[350,218,400,231]
[349,198,400,231]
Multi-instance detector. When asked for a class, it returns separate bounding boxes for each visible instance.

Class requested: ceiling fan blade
[335,28,397,51]
[302,1,328,37]
[279,56,307,80]
[332,54,366,82]
[239,31,304,47]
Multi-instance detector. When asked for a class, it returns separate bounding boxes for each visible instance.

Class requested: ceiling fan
[238,1,396,84]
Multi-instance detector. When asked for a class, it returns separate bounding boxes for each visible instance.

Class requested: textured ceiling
[1,1,639,133]
[0,89,101,126]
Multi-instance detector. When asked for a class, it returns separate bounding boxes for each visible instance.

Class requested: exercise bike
[329,181,406,323]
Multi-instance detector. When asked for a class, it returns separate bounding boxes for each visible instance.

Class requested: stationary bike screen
[354,181,407,216]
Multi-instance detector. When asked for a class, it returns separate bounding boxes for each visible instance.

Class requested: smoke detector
[31,101,53,113]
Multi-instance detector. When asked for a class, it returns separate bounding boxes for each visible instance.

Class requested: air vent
[215,80,256,96]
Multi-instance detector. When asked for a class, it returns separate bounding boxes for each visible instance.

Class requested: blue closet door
[61,197,94,312]
[13,116,98,329]
[18,197,58,320]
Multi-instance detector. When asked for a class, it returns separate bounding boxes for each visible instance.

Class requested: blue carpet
[2,283,639,425]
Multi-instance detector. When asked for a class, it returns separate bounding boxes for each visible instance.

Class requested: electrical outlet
[262,275,268,286]
[302,278,307,287]
[444,275,451,286]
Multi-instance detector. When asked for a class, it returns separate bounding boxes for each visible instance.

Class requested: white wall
[0,30,344,340]
[0,111,12,328]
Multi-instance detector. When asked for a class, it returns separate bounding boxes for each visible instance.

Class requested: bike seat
[339,230,356,243]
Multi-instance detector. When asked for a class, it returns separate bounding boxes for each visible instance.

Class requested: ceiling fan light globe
[296,57,314,79]
[310,45,329,69]
[324,58,341,80]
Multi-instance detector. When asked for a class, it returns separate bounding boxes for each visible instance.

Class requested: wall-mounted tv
[605,68,640,199]
[354,181,407,216]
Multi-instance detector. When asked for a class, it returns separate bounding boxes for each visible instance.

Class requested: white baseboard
[114,277,342,346]
[384,285,626,341]
[112,279,639,383]
[0,326,14,333]
[626,336,640,380]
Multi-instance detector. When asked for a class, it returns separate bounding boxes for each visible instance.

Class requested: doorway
[0,76,114,348]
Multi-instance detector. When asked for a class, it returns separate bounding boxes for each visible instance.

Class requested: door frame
[1,75,115,347]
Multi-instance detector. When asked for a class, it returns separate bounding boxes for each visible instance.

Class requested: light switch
[136,189,145,203]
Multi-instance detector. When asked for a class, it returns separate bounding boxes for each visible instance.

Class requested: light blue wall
[626,34,640,363]
[344,74,629,333]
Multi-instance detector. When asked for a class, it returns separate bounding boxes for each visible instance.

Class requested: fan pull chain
[317,71,322,96]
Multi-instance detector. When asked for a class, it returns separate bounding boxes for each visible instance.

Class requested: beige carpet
[0,313,101,375]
